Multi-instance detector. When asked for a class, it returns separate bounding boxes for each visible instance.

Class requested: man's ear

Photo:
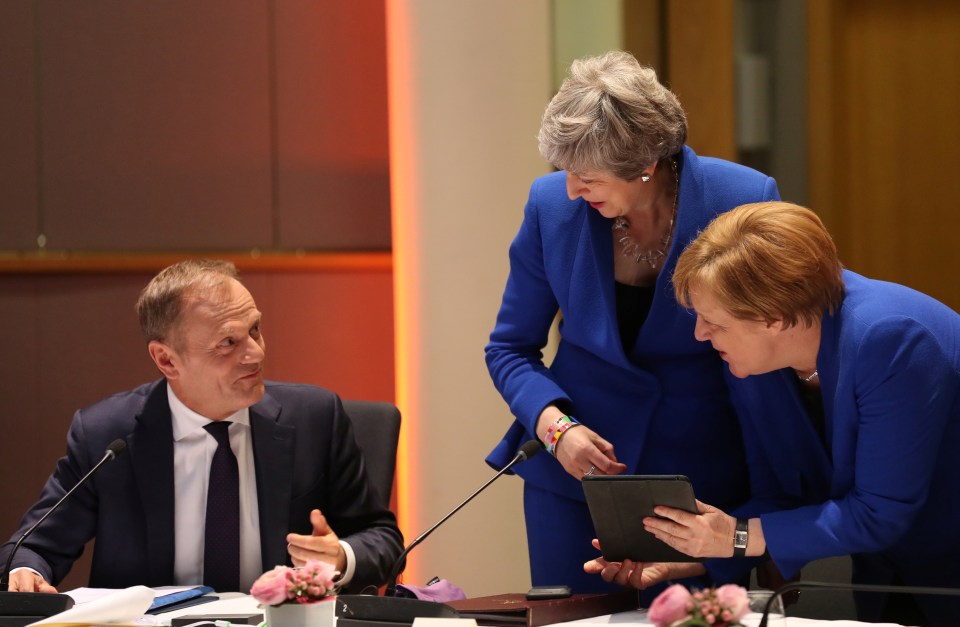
[148,340,179,379]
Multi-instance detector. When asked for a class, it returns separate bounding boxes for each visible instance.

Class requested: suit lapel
[249,390,296,571]
[128,380,176,585]
[577,205,629,365]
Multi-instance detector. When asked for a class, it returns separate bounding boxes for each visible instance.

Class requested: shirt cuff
[336,540,356,588]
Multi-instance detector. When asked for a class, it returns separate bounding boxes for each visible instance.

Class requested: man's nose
[243,336,265,363]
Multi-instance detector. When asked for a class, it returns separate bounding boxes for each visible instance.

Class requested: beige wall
[388,0,552,597]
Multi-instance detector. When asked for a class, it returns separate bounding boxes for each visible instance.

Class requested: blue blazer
[724,271,960,616]
[486,145,780,509]
[0,380,403,592]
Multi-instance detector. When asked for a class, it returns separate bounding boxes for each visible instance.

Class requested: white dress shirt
[168,387,357,591]
[169,386,262,591]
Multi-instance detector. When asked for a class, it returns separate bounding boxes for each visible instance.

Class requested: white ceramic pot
[263,598,337,627]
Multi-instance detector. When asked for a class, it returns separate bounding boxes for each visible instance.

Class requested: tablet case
[582,474,704,563]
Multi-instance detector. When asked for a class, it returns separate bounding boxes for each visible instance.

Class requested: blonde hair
[136,259,240,344]
[538,50,686,181]
[673,202,845,328]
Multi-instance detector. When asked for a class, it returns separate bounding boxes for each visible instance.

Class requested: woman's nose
[566,173,586,199]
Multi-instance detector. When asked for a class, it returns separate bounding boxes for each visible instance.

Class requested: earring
[640,173,651,183]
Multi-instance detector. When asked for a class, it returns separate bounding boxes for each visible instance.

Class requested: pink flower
[648,584,694,627]
[714,584,749,622]
[250,560,340,606]
[300,560,337,592]
[249,566,291,606]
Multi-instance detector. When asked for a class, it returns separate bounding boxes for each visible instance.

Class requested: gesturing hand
[286,509,347,572]
[554,426,627,479]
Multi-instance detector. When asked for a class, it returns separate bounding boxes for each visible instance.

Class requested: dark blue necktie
[203,421,240,591]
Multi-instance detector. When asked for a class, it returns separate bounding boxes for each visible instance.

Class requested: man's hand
[6,569,58,593]
[583,539,705,589]
[286,509,347,573]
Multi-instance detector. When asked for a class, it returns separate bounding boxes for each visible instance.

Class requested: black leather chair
[342,400,401,509]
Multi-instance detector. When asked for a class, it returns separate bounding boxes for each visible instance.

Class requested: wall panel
[273,0,392,250]
[667,0,736,160]
[809,0,960,309]
[36,0,274,251]
[0,1,39,249]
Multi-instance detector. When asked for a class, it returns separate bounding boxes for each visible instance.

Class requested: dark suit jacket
[0,380,403,593]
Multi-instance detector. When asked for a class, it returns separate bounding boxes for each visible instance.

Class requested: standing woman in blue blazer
[485,51,779,595]
[624,202,960,625]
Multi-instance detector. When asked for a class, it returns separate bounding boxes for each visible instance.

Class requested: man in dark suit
[0,259,403,593]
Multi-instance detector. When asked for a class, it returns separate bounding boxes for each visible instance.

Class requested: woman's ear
[765,319,787,333]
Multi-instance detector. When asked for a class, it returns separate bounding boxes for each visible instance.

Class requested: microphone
[385,438,542,595]
[334,439,542,627]
[0,439,127,622]
[758,580,960,627]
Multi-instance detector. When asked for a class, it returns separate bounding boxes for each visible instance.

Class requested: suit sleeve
[0,410,100,586]
[485,181,571,433]
[763,318,956,578]
[703,369,817,584]
[321,397,404,592]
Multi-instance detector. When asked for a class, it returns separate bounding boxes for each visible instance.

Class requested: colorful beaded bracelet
[544,414,580,456]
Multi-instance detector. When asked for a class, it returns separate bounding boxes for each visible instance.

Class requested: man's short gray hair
[136,259,240,345]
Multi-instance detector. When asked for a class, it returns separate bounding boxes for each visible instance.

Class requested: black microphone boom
[384,438,541,595]
[758,580,960,627]
[0,439,127,625]
[334,439,542,627]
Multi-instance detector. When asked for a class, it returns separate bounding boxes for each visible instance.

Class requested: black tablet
[582,474,704,563]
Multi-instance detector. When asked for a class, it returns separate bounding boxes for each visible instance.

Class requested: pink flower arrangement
[250,561,339,606]
[648,583,749,627]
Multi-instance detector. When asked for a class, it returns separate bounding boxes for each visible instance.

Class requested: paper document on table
[29,585,156,625]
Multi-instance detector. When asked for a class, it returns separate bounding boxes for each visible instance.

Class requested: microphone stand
[336,441,542,627]
[759,580,960,627]
[384,444,537,596]
[0,441,126,625]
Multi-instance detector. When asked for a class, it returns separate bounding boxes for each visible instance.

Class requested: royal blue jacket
[486,145,780,512]
[724,272,960,616]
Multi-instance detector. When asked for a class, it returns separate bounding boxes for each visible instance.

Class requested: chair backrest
[341,399,401,508]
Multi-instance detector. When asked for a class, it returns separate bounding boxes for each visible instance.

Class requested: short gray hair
[538,50,687,180]
[136,259,240,345]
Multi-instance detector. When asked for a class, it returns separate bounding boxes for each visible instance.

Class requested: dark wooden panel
[667,0,736,161]
[244,270,395,402]
[273,0,392,249]
[809,0,960,309]
[0,1,40,249]
[37,0,274,250]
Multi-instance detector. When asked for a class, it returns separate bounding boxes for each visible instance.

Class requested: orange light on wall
[385,0,424,586]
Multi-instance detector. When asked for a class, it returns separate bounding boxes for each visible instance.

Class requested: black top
[615,281,656,353]
[797,380,827,449]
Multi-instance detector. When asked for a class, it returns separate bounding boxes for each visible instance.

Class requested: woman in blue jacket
[485,51,779,595]
[622,201,960,624]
